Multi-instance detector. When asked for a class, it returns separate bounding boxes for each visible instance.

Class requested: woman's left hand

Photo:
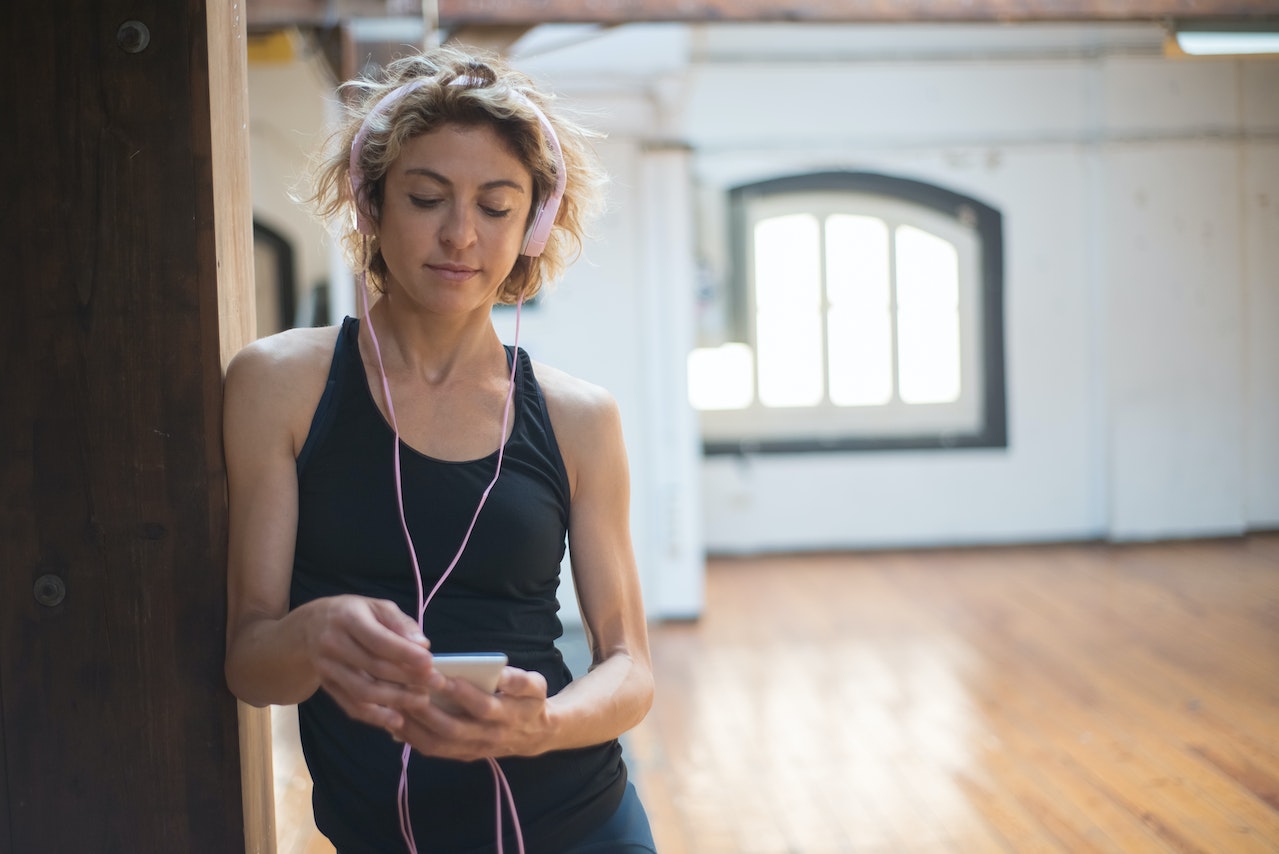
[388,666,556,761]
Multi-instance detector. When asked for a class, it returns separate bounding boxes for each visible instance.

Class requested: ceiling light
[1172,19,1279,56]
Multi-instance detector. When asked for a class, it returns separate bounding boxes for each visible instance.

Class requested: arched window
[689,172,1006,453]
[252,220,298,336]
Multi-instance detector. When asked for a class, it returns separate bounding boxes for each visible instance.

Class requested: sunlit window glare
[687,210,965,413]
[755,215,823,407]
[896,225,961,404]
[827,215,892,406]
[687,343,754,410]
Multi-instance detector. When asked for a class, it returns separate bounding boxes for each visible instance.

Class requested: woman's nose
[440,203,477,248]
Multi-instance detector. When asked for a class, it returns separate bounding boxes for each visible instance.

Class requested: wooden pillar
[0,0,268,851]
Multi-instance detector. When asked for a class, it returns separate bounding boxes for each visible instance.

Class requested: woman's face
[376,122,533,314]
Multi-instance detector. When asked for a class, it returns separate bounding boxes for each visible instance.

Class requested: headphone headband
[348,76,566,257]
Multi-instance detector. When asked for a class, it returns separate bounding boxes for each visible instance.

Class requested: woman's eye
[410,196,442,208]
[482,207,512,218]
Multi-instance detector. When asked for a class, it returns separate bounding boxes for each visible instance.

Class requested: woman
[223,45,656,853]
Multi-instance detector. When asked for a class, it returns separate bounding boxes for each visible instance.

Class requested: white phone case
[430,653,507,713]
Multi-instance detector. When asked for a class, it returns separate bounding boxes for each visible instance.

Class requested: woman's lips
[429,263,478,282]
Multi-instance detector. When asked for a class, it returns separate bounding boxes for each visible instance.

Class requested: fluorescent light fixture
[1177,31,1279,55]
[1172,19,1279,56]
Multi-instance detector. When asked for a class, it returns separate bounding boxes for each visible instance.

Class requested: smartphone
[430,653,508,714]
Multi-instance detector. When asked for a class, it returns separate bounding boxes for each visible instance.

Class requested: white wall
[1104,141,1246,538]
[248,46,336,327]
[1244,142,1279,529]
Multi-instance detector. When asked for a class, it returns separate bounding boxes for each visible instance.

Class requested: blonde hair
[306,45,607,303]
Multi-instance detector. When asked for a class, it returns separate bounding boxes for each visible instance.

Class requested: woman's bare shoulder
[227,324,342,382]
[224,325,344,445]
[529,360,630,504]
[529,360,617,423]
[530,359,626,479]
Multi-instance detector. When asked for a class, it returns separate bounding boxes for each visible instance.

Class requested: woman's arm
[540,377,655,745]
[222,331,436,730]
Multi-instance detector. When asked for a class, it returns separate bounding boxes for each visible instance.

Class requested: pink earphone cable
[348,69,562,854]
[358,274,525,854]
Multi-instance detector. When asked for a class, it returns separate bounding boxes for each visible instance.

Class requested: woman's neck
[363,293,505,387]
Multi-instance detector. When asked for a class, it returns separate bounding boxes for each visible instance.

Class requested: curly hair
[304,45,607,304]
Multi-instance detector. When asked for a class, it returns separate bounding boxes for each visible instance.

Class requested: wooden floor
[273,534,1279,853]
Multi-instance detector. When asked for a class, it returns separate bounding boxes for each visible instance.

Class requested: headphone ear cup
[351,178,376,235]
[521,199,557,257]
[354,206,375,235]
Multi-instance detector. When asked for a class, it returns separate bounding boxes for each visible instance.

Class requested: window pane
[828,306,892,406]
[758,310,823,407]
[754,213,822,407]
[827,215,892,407]
[896,225,958,310]
[687,344,754,410]
[754,215,820,309]
[826,215,889,307]
[898,309,961,403]
[895,225,961,404]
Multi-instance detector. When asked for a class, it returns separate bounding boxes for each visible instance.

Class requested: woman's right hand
[222,331,440,722]
[303,595,439,731]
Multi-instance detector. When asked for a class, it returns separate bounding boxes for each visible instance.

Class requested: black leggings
[561,782,657,853]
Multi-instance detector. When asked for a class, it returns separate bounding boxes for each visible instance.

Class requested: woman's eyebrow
[403,167,526,193]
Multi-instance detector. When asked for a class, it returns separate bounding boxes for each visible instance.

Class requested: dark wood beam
[1,0,261,849]
[437,0,1279,25]
[248,0,1278,33]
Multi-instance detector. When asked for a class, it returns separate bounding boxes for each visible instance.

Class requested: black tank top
[291,316,626,853]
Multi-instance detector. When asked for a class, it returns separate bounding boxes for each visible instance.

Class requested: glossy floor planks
[631,535,1279,853]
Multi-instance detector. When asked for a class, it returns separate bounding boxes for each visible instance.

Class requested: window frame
[252,220,298,335]
[703,171,1007,455]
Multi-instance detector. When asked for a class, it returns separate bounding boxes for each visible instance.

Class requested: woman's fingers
[391,701,499,761]
[495,666,546,700]
[387,666,552,761]
[364,597,430,646]
[307,595,435,706]
[340,598,432,671]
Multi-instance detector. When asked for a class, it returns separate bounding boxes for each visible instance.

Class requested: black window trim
[706,170,1007,456]
[252,219,298,332]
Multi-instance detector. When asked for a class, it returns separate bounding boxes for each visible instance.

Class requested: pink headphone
[348,76,567,257]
